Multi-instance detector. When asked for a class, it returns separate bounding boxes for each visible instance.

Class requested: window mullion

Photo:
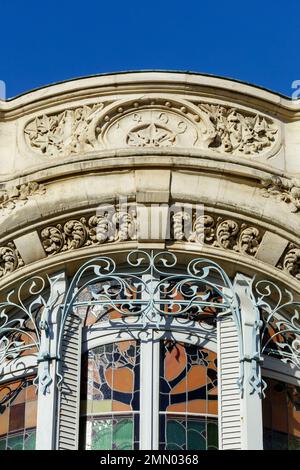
[139,272,160,450]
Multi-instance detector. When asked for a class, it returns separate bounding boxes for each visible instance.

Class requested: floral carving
[0,182,46,217]
[260,176,300,213]
[24,103,104,158]
[24,98,279,157]
[127,123,176,147]
[277,243,300,280]
[40,209,137,255]
[238,227,261,255]
[199,104,278,155]
[188,215,215,244]
[171,212,262,257]
[216,220,240,250]
[0,242,24,278]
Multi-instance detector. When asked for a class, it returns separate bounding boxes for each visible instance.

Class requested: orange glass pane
[167,403,186,412]
[112,400,132,412]
[25,384,37,402]
[171,378,187,395]
[207,400,218,415]
[0,407,9,436]
[14,387,26,405]
[25,401,37,429]
[187,365,206,392]
[165,343,186,382]
[187,399,207,413]
[0,381,20,401]
[112,368,134,393]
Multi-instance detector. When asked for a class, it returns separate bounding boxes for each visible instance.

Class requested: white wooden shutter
[57,314,82,450]
[218,314,242,450]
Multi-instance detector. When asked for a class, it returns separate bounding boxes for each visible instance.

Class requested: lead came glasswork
[159,341,218,450]
[0,376,37,450]
[80,340,140,449]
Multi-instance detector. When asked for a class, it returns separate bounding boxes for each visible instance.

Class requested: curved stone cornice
[2,71,299,184]
[1,72,299,117]
[0,72,299,291]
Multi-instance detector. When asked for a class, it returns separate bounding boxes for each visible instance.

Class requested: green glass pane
[24,430,36,450]
[271,430,288,450]
[7,434,24,450]
[0,438,6,450]
[92,419,112,450]
[187,420,206,450]
[166,442,182,450]
[288,435,300,450]
[113,418,133,450]
[207,421,218,450]
[166,419,186,449]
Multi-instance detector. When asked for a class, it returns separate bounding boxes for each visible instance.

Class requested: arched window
[80,337,218,450]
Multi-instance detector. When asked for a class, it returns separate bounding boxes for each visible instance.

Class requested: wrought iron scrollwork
[254,280,300,370]
[56,250,244,390]
[0,275,62,393]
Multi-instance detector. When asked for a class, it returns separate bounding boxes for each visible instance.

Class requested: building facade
[0,71,299,450]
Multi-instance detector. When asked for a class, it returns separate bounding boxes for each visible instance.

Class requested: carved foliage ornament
[24,103,105,158]
[0,242,24,278]
[40,209,137,256]
[39,207,262,259]
[0,182,46,217]
[261,175,300,213]
[197,103,278,156]
[24,98,279,158]
[277,243,300,280]
[171,212,262,256]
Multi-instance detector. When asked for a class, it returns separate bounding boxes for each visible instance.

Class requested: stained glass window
[0,376,37,450]
[263,377,300,450]
[159,340,218,450]
[80,340,140,450]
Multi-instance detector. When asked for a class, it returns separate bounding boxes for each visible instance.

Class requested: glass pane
[160,415,217,450]
[159,340,218,450]
[7,433,24,450]
[24,430,36,450]
[91,419,112,450]
[80,340,140,450]
[113,417,133,450]
[0,376,37,451]
[263,378,300,450]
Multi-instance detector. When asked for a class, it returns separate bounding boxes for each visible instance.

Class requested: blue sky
[1,0,299,98]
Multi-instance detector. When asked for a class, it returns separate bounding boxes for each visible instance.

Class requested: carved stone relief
[195,103,278,156]
[0,242,24,278]
[97,101,199,149]
[38,207,263,259]
[39,208,137,256]
[1,206,299,281]
[171,211,262,256]
[24,98,279,158]
[260,176,300,213]
[0,182,46,218]
[24,103,105,158]
[277,243,300,280]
